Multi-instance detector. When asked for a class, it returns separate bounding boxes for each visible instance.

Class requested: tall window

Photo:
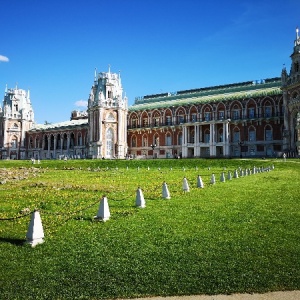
[233,131,240,142]
[106,128,114,157]
[204,112,211,121]
[190,130,195,143]
[11,137,17,148]
[29,138,33,149]
[265,127,272,141]
[35,137,40,148]
[178,133,182,145]
[218,129,223,142]
[191,113,197,122]
[249,129,256,142]
[233,109,240,120]
[166,134,172,146]
[132,136,136,147]
[166,116,172,125]
[178,115,184,123]
[132,118,137,128]
[265,106,271,118]
[204,130,210,143]
[142,136,148,147]
[248,107,255,118]
[143,118,148,127]
[218,111,224,120]
[78,133,82,146]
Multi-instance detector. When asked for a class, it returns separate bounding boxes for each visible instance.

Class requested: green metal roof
[29,119,88,132]
[129,78,282,112]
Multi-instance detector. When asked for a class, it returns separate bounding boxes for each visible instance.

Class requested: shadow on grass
[0,236,26,246]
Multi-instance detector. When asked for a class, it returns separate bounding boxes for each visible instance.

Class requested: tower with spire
[87,66,128,158]
[281,27,300,155]
[0,86,34,159]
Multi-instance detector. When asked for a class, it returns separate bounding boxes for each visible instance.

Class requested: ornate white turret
[87,67,128,159]
[0,87,35,159]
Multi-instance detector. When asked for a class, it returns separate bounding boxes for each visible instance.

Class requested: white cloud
[0,55,9,62]
[74,100,88,107]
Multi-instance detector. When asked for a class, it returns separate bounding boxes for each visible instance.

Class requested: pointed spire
[5,84,7,95]
[108,64,111,74]
[27,89,30,101]
[94,68,97,82]
[296,27,299,40]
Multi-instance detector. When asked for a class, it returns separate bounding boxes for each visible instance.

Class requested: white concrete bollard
[197,175,204,188]
[26,210,44,247]
[210,174,216,184]
[162,182,171,199]
[136,187,146,208]
[233,169,239,179]
[227,171,232,180]
[182,177,190,192]
[95,196,110,221]
[220,172,226,182]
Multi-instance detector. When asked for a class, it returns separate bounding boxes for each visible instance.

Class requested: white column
[223,121,230,157]
[210,123,216,157]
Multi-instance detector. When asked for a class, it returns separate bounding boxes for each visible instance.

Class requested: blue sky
[0,0,299,124]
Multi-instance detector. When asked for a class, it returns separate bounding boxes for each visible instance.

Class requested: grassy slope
[0,158,299,299]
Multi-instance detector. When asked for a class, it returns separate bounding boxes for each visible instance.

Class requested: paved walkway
[130,291,300,300]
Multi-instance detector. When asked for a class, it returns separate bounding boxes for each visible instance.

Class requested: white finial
[27,89,30,100]
[297,27,299,39]
[15,82,18,90]
[5,84,7,95]
[108,64,111,74]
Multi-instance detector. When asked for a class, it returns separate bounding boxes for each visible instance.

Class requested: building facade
[1,30,300,160]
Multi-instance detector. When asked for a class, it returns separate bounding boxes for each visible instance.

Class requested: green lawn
[0,158,299,299]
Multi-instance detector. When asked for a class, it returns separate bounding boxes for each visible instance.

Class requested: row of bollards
[25,164,274,247]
